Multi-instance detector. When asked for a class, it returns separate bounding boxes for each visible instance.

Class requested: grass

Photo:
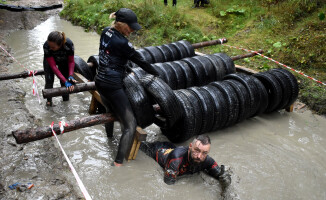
[60,0,326,114]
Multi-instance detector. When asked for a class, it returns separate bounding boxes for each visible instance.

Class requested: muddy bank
[0,1,81,199]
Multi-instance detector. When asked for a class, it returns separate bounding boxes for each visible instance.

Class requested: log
[0,62,92,81]
[12,113,116,144]
[231,50,263,61]
[192,38,228,49]
[0,69,44,81]
[42,82,96,99]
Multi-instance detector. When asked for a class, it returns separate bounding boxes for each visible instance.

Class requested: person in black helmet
[95,8,158,167]
[140,135,231,188]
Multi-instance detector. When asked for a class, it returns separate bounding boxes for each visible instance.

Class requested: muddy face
[189,140,210,163]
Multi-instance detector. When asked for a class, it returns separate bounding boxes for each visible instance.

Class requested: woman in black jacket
[95,8,157,166]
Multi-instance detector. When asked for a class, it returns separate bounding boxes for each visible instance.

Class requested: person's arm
[122,41,158,76]
[45,57,67,83]
[163,157,183,185]
[205,157,231,188]
[68,55,75,76]
[129,51,159,76]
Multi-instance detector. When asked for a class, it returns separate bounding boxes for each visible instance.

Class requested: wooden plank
[132,141,141,160]
[235,64,258,75]
[127,136,138,161]
[285,104,294,112]
[88,96,98,114]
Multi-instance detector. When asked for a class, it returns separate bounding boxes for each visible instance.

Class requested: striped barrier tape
[0,44,42,103]
[218,39,326,86]
[50,122,92,200]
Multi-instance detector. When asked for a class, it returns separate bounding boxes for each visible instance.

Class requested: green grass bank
[60,0,326,114]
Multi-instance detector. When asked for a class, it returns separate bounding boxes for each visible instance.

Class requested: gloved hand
[65,80,73,88]
[218,165,231,188]
[68,76,77,84]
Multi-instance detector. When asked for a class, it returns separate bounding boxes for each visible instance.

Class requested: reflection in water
[6,16,326,200]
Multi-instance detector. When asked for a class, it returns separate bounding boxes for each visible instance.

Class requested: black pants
[194,0,206,7]
[164,0,176,6]
[95,79,137,164]
[140,141,176,159]
[43,58,69,102]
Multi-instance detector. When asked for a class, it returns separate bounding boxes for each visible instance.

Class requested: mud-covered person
[95,8,158,167]
[140,135,231,188]
[43,31,77,106]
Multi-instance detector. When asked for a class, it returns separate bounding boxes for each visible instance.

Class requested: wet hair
[193,135,211,145]
[47,31,66,47]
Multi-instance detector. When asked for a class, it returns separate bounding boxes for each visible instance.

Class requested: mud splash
[3,16,326,200]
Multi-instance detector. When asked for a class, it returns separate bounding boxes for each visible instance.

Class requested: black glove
[218,165,231,188]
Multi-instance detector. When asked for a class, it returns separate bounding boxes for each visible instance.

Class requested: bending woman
[95,8,157,166]
[43,31,77,106]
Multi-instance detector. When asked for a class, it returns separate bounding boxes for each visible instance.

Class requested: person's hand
[65,80,74,92]
[68,76,77,84]
[218,165,231,188]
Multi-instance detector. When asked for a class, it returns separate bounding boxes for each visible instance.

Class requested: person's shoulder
[169,146,188,158]
[43,41,49,48]
[65,38,73,45]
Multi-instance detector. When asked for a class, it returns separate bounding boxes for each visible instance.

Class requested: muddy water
[5,16,326,199]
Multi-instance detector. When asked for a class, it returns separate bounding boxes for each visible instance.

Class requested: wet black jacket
[156,146,222,185]
[43,38,74,64]
[96,27,157,85]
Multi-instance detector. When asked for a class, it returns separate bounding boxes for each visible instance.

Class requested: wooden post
[89,96,98,114]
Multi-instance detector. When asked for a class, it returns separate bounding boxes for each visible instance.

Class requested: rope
[50,122,92,200]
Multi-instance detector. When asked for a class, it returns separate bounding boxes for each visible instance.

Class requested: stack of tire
[135,68,298,143]
[136,40,195,63]
[131,53,236,89]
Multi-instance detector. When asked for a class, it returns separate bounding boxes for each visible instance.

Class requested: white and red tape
[218,38,326,86]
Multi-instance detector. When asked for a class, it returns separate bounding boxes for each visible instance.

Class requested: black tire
[271,68,299,108]
[182,57,207,86]
[224,79,250,122]
[268,70,291,111]
[213,53,236,74]
[156,45,173,62]
[193,56,216,83]
[253,72,283,113]
[123,74,155,128]
[173,60,195,88]
[165,62,186,89]
[203,54,226,81]
[144,46,165,63]
[224,73,259,117]
[153,63,177,89]
[161,91,197,143]
[161,63,178,90]
[137,48,155,63]
[166,44,181,60]
[171,42,187,60]
[152,63,168,83]
[202,85,228,131]
[251,76,269,116]
[162,44,177,61]
[140,75,182,128]
[178,40,195,57]
[131,67,148,79]
[178,89,203,135]
[86,55,99,81]
[188,87,215,134]
[210,81,239,127]
[74,55,94,81]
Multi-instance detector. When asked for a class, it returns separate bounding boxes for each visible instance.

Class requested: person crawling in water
[140,135,231,188]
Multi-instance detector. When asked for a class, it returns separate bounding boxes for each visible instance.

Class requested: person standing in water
[140,135,231,188]
[43,31,77,106]
[95,8,158,166]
